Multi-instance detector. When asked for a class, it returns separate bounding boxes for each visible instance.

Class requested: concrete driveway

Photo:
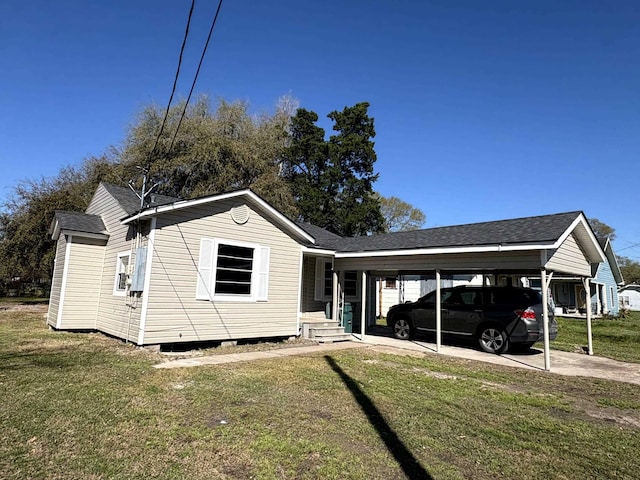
[360,333,640,386]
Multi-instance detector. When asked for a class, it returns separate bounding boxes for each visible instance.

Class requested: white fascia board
[334,243,555,259]
[60,229,109,241]
[554,214,606,263]
[122,190,315,244]
[301,246,336,256]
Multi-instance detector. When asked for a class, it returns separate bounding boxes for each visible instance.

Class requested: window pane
[215,243,254,296]
[344,271,357,297]
[323,262,332,296]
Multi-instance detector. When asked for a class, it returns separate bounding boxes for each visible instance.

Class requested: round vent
[230,204,249,224]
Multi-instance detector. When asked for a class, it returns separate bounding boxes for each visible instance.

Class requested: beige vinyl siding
[335,250,543,273]
[86,184,141,342]
[142,200,302,344]
[57,238,105,329]
[545,233,591,276]
[47,234,67,327]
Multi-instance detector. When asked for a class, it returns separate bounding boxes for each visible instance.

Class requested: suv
[386,286,558,354]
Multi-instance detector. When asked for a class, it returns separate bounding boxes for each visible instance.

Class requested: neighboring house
[528,237,624,315]
[49,183,605,346]
[619,285,640,311]
[375,274,483,317]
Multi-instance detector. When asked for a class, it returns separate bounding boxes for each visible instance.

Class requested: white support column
[435,269,441,353]
[360,271,367,338]
[584,277,593,355]
[541,268,551,371]
[332,269,339,322]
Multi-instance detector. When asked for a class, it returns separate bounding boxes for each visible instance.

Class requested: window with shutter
[196,238,269,302]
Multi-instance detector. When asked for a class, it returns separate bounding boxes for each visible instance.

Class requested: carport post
[583,277,593,355]
[332,269,339,322]
[360,271,367,338]
[436,269,441,353]
[541,268,551,371]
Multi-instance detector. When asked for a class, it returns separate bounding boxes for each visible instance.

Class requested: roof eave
[553,213,606,264]
[334,242,556,258]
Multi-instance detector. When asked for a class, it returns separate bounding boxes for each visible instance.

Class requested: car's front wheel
[478,326,509,354]
[391,317,413,340]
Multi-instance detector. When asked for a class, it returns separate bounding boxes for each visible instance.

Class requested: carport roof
[300,211,603,263]
[330,211,583,252]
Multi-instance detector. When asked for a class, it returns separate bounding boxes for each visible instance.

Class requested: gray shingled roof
[101,183,180,216]
[313,211,583,253]
[295,222,342,247]
[54,210,106,235]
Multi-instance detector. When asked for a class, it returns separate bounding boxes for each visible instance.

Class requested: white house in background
[618,285,640,311]
[375,274,484,317]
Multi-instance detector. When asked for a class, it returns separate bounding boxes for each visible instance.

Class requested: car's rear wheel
[391,317,413,340]
[478,326,509,354]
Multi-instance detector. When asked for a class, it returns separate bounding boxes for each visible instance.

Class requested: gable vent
[231,204,250,225]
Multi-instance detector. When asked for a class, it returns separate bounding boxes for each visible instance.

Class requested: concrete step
[312,332,353,343]
[308,326,346,338]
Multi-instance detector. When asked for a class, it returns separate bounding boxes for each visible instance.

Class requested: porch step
[311,330,353,343]
[301,321,352,343]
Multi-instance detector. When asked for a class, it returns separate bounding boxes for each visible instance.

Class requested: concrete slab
[360,334,640,385]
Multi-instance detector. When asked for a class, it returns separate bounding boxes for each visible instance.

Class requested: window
[314,258,333,301]
[344,271,358,298]
[610,287,615,308]
[385,277,397,289]
[113,251,130,296]
[196,238,269,302]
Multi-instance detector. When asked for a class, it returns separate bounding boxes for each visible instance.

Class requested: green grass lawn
[548,310,640,363]
[1,305,639,479]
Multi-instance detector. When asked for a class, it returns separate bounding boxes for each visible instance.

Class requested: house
[48,183,312,345]
[619,285,640,311]
[528,236,624,315]
[49,183,605,364]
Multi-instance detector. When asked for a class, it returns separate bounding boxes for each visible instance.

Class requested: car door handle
[474,309,483,313]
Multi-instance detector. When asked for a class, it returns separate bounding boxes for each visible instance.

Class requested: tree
[0,95,297,283]
[0,156,121,282]
[121,96,297,216]
[377,195,426,232]
[589,218,616,240]
[282,102,384,236]
[618,256,640,285]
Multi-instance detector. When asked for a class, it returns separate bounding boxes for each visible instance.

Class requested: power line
[617,242,640,252]
[146,0,196,172]
[169,0,224,153]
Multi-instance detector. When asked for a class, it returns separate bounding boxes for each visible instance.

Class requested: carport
[327,211,605,371]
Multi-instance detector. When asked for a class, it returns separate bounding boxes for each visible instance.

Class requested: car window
[446,290,479,306]
[418,289,454,305]
[487,288,542,305]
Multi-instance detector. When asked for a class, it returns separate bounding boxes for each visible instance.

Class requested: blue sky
[2,0,639,259]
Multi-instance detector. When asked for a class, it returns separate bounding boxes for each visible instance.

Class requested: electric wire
[146,0,196,172]
[168,0,224,153]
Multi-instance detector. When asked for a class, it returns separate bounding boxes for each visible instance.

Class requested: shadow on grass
[0,346,104,370]
[324,355,433,480]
